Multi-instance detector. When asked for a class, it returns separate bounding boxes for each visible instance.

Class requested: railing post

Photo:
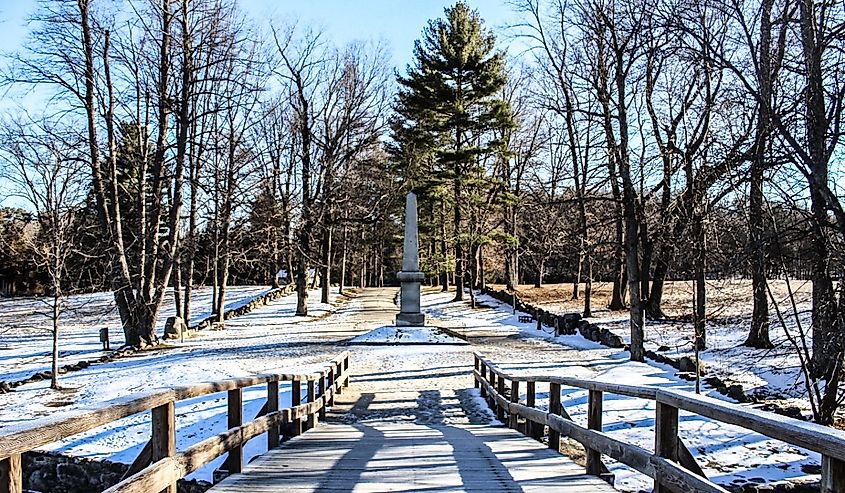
[335,361,343,395]
[488,371,496,410]
[586,390,603,476]
[307,379,317,430]
[318,374,327,421]
[509,380,520,429]
[225,389,243,474]
[548,382,561,452]
[479,361,487,398]
[526,381,542,440]
[654,400,679,493]
[496,374,507,422]
[151,401,176,493]
[822,455,845,493]
[267,380,280,449]
[328,366,335,406]
[473,355,480,389]
[291,379,302,436]
[343,354,350,388]
[0,454,22,493]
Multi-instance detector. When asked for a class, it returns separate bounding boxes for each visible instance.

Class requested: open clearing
[0,286,828,492]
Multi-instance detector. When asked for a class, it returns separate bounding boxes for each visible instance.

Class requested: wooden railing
[0,351,350,493]
[473,352,845,493]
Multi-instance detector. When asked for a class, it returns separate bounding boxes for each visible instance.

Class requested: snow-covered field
[0,287,344,482]
[506,281,824,411]
[0,285,272,384]
[0,284,829,491]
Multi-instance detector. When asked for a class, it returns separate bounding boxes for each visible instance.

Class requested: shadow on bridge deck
[209,389,616,492]
[208,421,614,492]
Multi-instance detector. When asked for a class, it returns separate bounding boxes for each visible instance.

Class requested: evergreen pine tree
[393,2,513,301]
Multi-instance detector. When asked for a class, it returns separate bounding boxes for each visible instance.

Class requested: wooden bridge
[1,350,845,493]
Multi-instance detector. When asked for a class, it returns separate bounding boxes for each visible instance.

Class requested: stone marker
[396,192,426,326]
[164,316,187,339]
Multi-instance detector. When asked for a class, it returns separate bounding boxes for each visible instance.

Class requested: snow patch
[349,326,467,345]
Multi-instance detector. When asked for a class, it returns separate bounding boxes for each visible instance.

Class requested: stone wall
[22,451,210,493]
[191,284,296,331]
[483,288,624,348]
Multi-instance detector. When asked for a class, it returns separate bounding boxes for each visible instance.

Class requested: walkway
[209,287,616,492]
[209,422,609,492]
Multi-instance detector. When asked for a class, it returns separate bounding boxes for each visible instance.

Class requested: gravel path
[326,287,612,428]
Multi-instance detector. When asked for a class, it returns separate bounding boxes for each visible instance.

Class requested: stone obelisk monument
[396,192,426,326]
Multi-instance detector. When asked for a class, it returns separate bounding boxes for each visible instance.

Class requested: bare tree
[273,24,326,316]
[0,116,87,389]
[314,41,391,304]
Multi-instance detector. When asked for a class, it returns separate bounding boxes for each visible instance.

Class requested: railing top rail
[473,351,845,462]
[0,350,349,460]
[474,352,656,399]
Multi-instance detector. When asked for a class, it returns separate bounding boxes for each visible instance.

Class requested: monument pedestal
[396,312,426,326]
[396,271,425,326]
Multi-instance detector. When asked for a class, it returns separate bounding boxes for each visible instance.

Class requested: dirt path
[327,287,610,427]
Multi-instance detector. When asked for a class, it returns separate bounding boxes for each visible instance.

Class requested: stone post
[396,192,426,326]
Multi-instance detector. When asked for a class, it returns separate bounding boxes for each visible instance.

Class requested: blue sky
[0,1,520,71]
[0,1,523,208]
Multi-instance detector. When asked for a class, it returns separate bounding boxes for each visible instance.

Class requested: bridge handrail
[473,351,845,493]
[0,351,351,493]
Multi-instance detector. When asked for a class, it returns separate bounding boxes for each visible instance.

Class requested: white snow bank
[349,326,467,345]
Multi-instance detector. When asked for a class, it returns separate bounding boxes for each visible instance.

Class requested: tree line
[0,0,403,373]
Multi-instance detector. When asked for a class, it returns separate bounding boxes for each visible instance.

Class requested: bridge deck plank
[209,422,616,492]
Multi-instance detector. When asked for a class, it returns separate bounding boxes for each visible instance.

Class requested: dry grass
[489,279,816,319]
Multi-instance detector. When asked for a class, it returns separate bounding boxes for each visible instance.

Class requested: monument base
[395,313,426,327]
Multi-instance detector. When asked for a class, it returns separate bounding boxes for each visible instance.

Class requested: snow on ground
[0,287,347,483]
[421,288,821,492]
[525,282,819,409]
[0,284,826,491]
[0,285,272,383]
[349,326,467,345]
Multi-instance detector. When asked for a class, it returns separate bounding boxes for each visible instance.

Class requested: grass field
[490,279,816,319]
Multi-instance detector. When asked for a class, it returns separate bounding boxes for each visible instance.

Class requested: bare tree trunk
[615,45,645,361]
[174,253,183,319]
[573,253,581,300]
[453,181,464,301]
[799,0,839,378]
[321,224,332,303]
[817,275,845,422]
[609,225,626,310]
[693,208,706,350]
[584,255,593,318]
[339,222,347,295]
[534,259,544,288]
[747,131,772,348]
[746,0,774,349]
[216,254,229,323]
[51,290,60,390]
[215,165,233,323]
[646,254,669,318]
[640,219,651,302]
[440,200,449,292]
[478,244,486,292]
